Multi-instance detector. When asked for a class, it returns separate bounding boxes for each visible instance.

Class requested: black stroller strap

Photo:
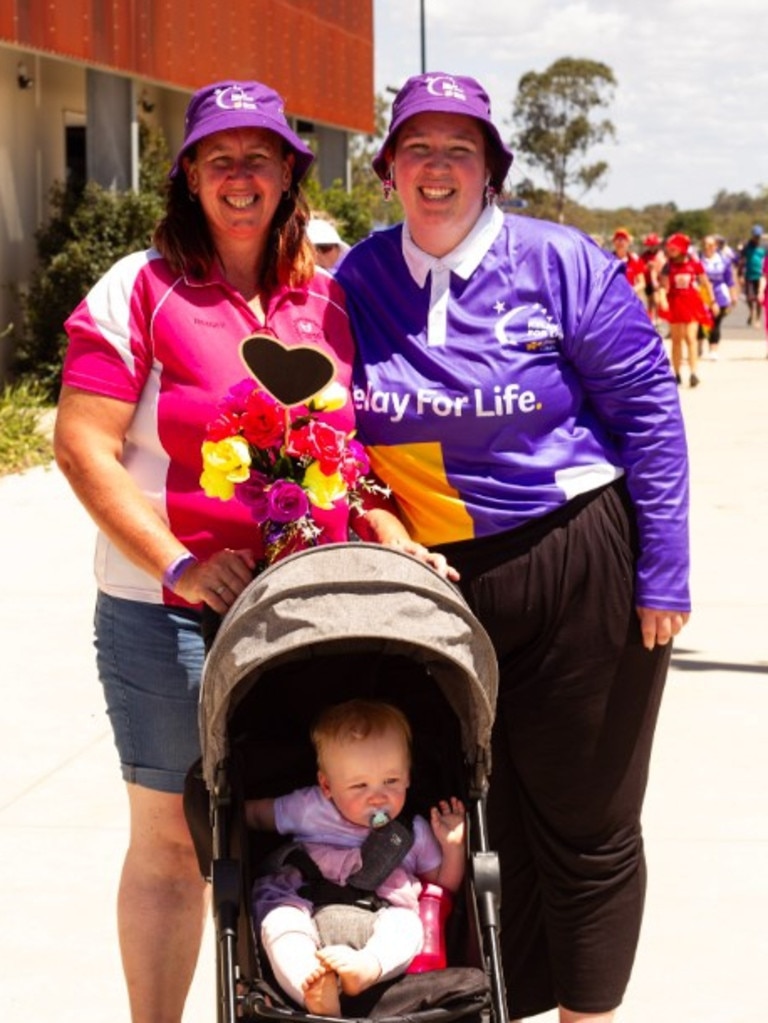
[284,816,415,912]
[285,847,387,911]
[347,817,415,889]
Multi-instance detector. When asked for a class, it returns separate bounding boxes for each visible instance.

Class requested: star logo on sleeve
[494,302,562,349]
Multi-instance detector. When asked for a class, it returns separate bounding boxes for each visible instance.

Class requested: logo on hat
[425,75,467,102]
[215,84,259,112]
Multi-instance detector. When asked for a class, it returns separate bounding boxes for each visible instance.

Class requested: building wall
[0,0,373,380]
[0,51,89,375]
[0,0,373,132]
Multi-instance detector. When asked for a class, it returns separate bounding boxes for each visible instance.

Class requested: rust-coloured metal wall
[1,0,374,131]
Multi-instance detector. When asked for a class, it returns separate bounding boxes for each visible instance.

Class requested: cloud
[374,0,768,209]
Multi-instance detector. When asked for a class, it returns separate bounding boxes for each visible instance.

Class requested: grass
[0,380,55,477]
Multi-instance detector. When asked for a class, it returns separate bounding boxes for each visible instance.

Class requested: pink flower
[220,378,259,416]
[339,439,370,485]
[267,479,310,523]
[234,470,272,521]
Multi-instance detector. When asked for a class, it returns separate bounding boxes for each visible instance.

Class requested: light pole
[420,0,426,73]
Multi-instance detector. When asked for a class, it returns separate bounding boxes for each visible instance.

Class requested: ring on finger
[216,584,227,595]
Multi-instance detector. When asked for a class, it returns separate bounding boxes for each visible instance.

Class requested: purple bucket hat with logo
[372,72,513,190]
[170,80,314,183]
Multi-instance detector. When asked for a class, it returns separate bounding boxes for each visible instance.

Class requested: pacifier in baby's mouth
[370,809,391,829]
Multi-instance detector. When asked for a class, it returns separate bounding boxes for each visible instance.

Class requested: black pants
[709,307,727,347]
[436,482,670,1017]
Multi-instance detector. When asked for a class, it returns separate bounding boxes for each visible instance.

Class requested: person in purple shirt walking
[700,234,738,359]
[335,72,691,1023]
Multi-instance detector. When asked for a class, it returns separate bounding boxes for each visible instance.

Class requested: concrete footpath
[1,320,766,1023]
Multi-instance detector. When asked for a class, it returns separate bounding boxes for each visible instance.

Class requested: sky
[373,0,768,211]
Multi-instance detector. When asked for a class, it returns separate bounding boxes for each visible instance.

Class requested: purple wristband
[162,552,198,591]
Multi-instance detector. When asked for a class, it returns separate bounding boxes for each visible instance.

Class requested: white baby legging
[261,903,423,1007]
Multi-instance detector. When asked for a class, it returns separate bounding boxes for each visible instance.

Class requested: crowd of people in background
[603,223,768,379]
[308,213,768,379]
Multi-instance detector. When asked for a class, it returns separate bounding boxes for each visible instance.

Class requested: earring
[382,174,394,202]
[484,181,497,206]
[188,190,198,203]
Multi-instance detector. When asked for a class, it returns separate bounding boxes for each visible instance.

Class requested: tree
[304,93,403,240]
[663,209,715,243]
[348,93,404,230]
[511,57,616,222]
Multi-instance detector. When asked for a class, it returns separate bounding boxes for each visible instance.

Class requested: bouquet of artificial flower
[200,379,386,566]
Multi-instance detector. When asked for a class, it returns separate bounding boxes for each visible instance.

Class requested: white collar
[401,204,505,287]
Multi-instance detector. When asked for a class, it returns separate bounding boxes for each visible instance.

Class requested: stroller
[184,542,506,1023]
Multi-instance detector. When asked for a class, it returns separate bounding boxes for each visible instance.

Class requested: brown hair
[152,141,316,290]
[311,699,412,773]
[482,126,509,195]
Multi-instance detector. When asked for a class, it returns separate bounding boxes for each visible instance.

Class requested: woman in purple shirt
[336,72,691,1023]
[700,234,738,358]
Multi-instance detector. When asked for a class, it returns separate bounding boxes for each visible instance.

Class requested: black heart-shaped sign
[240,333,336,407]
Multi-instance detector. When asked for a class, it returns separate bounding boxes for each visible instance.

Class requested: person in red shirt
[658,233,716,388]
[611,228,646,300]
[639,233,666,323]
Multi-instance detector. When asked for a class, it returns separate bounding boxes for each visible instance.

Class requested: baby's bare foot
[302,962,340,1017]
[317,946,382,996]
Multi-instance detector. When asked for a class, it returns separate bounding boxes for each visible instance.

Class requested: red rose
[241,390,285,449]
[288,420,346,473]
[205,411,241,442]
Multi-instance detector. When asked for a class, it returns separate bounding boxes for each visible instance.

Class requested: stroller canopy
[200,543,498,790]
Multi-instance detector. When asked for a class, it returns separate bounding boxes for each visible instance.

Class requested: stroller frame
[187,543,508,1023]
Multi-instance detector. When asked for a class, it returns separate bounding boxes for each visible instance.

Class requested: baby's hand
[430,797,466,848]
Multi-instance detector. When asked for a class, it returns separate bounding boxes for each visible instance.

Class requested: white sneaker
[708,351,719,361]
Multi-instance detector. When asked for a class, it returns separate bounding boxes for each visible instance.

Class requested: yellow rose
[200,467,236,500]
[308,381,347,413]
[200,437,251,501]
[303,461,347,509]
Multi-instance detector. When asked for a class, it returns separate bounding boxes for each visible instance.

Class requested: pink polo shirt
[63,249,357,606]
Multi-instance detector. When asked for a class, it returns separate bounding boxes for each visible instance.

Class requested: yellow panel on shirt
[366,442,474,545]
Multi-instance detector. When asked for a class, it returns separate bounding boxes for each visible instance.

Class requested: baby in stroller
[246,699,466,1016]
[190,542,504,1023]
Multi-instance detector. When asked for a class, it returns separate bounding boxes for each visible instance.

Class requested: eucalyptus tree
[512,57,616,222]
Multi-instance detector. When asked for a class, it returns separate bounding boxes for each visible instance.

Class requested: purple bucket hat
[170,81,314,183]
[372,72,513,190]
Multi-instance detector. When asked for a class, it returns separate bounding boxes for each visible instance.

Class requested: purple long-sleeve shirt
[336,207,690,611]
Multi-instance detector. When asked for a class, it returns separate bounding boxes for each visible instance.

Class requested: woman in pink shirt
[54,80,440,1023]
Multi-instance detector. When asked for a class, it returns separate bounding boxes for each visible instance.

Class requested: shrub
[13,183,165,399]
[0,379,53,476]
[12,119,169,401]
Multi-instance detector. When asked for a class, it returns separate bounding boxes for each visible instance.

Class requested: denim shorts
[94,591,205,793]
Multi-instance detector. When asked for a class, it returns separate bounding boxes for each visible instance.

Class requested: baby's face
[318,729,410,828]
